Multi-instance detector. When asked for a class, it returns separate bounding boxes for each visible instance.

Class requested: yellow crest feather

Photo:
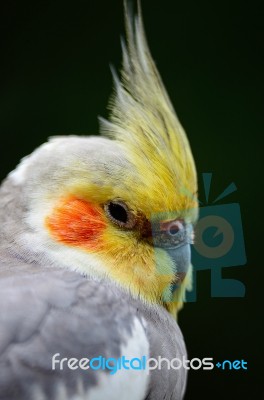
[100,1,197,217]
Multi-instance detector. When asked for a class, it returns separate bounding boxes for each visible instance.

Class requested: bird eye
[104,200,136,229]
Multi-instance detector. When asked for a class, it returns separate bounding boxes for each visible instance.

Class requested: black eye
[169,224,179,235]
[108,202,128,223]
[104,200,136,229]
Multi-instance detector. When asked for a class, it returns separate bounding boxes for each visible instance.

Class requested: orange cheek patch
[45,196,106,250]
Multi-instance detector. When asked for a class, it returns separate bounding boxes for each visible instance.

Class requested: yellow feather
[100,1,197,218]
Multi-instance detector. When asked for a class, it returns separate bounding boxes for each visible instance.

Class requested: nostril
[168,221,184,236]
[169,224,179,235]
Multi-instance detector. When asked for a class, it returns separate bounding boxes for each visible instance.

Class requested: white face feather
[7,136,130,277]
[8,157,30,185]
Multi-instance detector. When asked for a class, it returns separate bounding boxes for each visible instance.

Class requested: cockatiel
[0,2,197,400]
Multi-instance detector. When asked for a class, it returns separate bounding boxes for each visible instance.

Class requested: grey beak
[166,243,191,282]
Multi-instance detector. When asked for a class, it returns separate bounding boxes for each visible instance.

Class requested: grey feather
[0,256,187,400]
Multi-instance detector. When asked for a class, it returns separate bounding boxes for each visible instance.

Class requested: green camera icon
[187,174,247,302]
[193,204,246,268]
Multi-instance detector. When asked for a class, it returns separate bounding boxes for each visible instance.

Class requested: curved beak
[166,243,191,283]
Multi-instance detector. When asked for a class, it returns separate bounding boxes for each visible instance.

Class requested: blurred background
[0,0,262,398]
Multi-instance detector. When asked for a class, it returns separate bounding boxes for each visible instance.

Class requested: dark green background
[0,0,262,398]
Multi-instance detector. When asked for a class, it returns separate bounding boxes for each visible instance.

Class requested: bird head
[6,2,198,317]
